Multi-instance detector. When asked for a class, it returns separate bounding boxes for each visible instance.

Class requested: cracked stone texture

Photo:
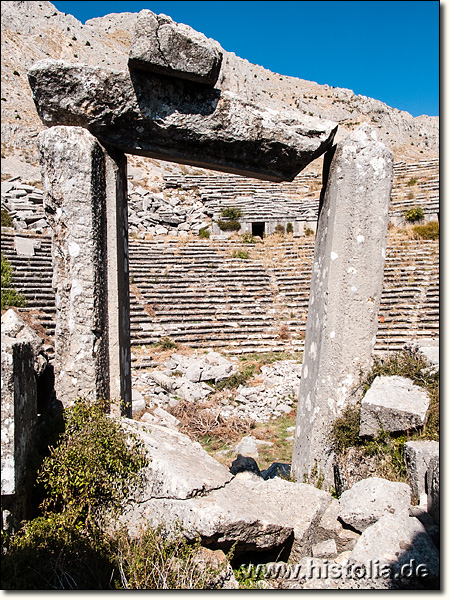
[128,10,223,85]
[121,478,332,559]
[1,309,47,376]
[28,59,337,182]
[349,514,439,587]
[359,376,430,437]
[291,124,393,486]
[121,419,233,500]
[404,440,439,500]
[339,477,411,533]
[427,455,439,525]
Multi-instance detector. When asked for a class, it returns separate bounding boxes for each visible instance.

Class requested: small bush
[1,209,13,227]
[220,207,242,220]
[407,191,415,200]
[217,219,241,232]
[413,221,439,240]
[274,224,285,235]
[241,232,257,244]
[198,227,210,239]
[305,227,314,236]
[277,324,291,340]
[407,177,418,187]
[157,337,178,350]
[404,206,424,223]
[1,253,26,309]
[232,250,249,259]
[286,222,294,234]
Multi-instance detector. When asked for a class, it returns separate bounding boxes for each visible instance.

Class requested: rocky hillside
[1,0,438,184]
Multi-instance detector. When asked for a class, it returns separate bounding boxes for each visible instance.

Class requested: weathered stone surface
[1,309,47,376]
[312,538,337,558]
[233,435,272,458]
[349,514,439,588]
[359,376,429,437]
[427,455,439,525]
[405,338,439,371]
[14,236,36,257]
[28,60,338,182]
[404,440,439,500]
[119,476,330,559]
[121,419,233,500]
[131,389,146,415]
[1,338,36,501]
[128,10,223,86]
[291,125,393,485]
[339,477,411,532]
[38,126,130,413]
[192,547,238,589]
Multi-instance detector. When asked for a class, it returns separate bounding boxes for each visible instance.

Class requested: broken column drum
[291,125,393,487]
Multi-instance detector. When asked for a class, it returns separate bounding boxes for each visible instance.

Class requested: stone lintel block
[28,60,338,182]
[359,376,430,437]
[291,124,393,485]
[404,440,439,500]
[128,10,223,86]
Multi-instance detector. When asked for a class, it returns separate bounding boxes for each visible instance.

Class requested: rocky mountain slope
[1,0,439,184]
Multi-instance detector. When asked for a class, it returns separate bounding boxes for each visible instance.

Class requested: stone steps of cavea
[1,231,438,356]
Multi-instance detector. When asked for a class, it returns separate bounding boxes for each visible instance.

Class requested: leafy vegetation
[286,222,294,234]
[304,227,314,236]
[220,207,242,220]
[198,226,210,239]
[241,232,257,244]
[274,224,285,235]
[232,250,249,259]
[1,253,26,309]
[407,177,418,187]
[2,399,220,589]
[155,337,178,350]
[1,209,13,227]
[404,206,424,222]
[217,219,241,232]
[412,220,439,240]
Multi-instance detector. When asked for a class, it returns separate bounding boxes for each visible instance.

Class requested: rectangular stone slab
[28,60,337,182]
[128,10,223,86]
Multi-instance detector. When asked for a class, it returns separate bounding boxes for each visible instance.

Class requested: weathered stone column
[291,124,393,487]
[38,126,131,416]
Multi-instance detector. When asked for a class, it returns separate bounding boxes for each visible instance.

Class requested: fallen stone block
[121,419,233,500]
[339,477,411,532]
[131,389,146,416]
[404,440,439,500]
[128,10,223,86]
[349,514,439,588]
[28,60,337,182]
[426,455,439,525]
[359,376,430,437]
[312,538,337,559]
[14,236,36,257]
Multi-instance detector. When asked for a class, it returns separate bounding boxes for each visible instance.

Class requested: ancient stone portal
[291,125,393,486]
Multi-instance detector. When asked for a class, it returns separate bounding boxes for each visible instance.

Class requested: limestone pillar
[38,126,131,416]
[291,124,393,487]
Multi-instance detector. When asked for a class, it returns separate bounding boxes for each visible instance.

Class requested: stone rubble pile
[127,181,211,237]
[1,177,48,233]
[132,354,301,422]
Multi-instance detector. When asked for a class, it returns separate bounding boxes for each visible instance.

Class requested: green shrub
[220,207,242,220]
[241,232,257,244]
[1,209,13,227]
[217,219,241,232]
[198,227,210,239]
[157,337,178,350]
[232,250,249,259]
[304,227,314,236]
[1,253,26,309]
[274,224,285,235]
[407,177,418,187]
[404,206,424,222]
[413,221,439,240]
[37,398,148,523]
[286,222,294,234]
